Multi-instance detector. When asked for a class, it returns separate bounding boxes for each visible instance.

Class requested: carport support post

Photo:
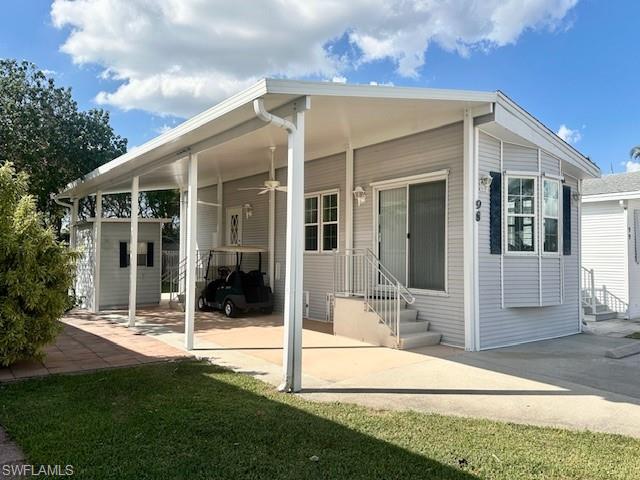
[281,108,305,393]
[184,152,198,350]
[93,191,102,313]
[128,176,140,327]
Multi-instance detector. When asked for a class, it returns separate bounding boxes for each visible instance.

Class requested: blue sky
[1,0,638,173]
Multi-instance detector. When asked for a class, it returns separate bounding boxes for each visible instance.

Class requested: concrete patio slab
[42,306,640,438]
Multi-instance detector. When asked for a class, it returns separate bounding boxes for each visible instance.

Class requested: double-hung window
[543,179,560,253]
[506,177,536,253]
[304,191,339,252]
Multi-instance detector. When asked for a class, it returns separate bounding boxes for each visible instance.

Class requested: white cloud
[625,161,640,173]
[51,0,579,117]
[556,124,582,144]
[331,76,347,83]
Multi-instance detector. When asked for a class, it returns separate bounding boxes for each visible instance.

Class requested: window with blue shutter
[562,185,571,255]
[489,171,502,254]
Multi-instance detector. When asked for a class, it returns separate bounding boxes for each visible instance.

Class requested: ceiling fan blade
[257,189,270,195]
[275,186,288,192]
[237,187,265,191]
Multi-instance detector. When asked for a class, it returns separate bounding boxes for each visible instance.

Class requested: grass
[1,361,639,480]
[625,332,640,339]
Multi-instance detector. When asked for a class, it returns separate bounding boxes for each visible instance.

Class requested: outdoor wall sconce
[478,174,493,193]
[353,186,367,206]
[572,192,581,202]
[243,203,253,219]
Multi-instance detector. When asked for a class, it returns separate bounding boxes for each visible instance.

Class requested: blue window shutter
[489,171,502,254]
[147,242,154,267]
[119,242,128,268]
[563,185,572,255]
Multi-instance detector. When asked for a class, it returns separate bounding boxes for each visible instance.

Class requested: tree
[0,59,127,234]
[631,146,640,161]
[0,162,76,366]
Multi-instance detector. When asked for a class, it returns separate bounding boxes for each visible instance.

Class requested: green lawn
[1,361,639,479]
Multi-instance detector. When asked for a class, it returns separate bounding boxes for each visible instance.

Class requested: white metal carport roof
[56,78,598,200]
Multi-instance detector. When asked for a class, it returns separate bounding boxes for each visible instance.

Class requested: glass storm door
[378,187,407,283]
[377,180,446,291]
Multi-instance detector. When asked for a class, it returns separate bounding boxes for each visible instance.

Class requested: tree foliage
[0,162,77,366]
[0,59,127,231]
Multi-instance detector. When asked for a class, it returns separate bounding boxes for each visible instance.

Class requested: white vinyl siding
[627,200,640,318]
[477,131,580,349]
[98,222,162,309]
[581,200,628,304]
[274,153,346,321]
[196,185,219,251]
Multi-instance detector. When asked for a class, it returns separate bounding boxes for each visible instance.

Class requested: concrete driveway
[67,307,640,438]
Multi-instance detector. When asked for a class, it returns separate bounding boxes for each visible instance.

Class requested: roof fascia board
[58,79,269,197]
[582,191,640,203]
[265,78,497,103]
[495,92,599,178]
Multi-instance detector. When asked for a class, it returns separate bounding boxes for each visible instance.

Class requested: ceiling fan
[237,146,287,195]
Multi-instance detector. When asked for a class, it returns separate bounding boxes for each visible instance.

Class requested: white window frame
[304,189,340,254]
[304,195,320,253]
[504,174,538,256]
[371,170,449,296]
[542,178,560,255]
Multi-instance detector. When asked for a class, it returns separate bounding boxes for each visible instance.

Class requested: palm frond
[631,145,640,159]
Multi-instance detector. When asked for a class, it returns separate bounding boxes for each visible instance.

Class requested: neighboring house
[56,79,598,390]
[582,171,640,320]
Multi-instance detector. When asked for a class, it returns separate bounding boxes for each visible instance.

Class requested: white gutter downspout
[253,97,308,393]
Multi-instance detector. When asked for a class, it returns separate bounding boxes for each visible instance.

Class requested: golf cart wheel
[197,296,207,311]
[223,299,237,318]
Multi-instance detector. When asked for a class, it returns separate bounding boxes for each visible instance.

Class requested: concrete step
[399,309,418,322]
[398,331,442,349]
[583,304,611,314]
[398,320,430,335]
[593,310,618,321]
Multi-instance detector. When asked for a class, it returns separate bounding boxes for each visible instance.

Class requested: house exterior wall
[75,223,95,309]
[98,222,162,309]
[477,131,580,350]
[627,198,640,318]
[581,200,628,304]
[273,153,346,320]
[222,173,271,273]
[197,184,219,251]
[353,122,465,347]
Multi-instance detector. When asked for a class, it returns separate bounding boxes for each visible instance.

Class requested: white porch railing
[333,249,415,341]
[162,250,210,304]
[581,266,628,315]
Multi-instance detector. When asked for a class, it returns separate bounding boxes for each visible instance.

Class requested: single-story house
[581,171,640,319]
[55,79,599,392]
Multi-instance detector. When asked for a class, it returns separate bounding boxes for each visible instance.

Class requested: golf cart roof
[213,246,267,253]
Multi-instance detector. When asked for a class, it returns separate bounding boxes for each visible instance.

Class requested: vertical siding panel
[581,201,628,303]
[98,222,162,309]
[274,153,346,320]
[478,131,580,350]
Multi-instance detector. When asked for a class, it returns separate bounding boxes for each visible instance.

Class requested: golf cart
[197,246,273,317]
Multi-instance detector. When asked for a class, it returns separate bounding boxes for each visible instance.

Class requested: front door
[377,179,446,291]
[226,207,243,246]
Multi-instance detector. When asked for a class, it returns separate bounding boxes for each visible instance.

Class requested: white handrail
[334,249,415,343]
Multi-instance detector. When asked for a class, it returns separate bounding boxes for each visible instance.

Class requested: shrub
[0,162,77,366]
